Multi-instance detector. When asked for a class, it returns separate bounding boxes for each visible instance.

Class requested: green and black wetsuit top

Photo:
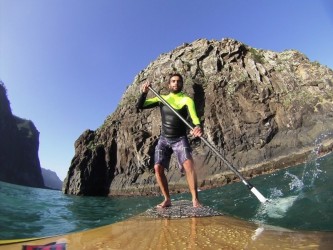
[136,92,201,138]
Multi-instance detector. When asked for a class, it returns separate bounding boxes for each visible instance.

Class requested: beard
[170,88,182,94]
[169,84,183,94]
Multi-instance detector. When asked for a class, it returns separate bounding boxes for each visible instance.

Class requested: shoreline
[109,138,333,196]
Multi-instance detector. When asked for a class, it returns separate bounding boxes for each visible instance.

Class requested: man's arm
[186,97,203,137]
[186,97,200,126]
[136,82,160,111]
[136,92,148,110]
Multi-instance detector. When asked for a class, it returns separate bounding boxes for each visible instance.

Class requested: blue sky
[1,0,333,181]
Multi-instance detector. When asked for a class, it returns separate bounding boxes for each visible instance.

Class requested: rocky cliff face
[63,38,333,196]
[42,168,63,190]
[0,82,44,188]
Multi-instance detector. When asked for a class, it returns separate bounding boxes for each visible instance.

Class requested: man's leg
[183,159,201,207]
[154,163,171,208]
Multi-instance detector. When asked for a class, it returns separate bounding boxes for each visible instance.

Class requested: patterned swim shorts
[154,135,192,172]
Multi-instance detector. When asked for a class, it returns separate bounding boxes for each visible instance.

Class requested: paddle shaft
[148,86,267,203]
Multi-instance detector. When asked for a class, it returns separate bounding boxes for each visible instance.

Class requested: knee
[183,159,194,169]
[154,164,164,175]
[183,159,194,172]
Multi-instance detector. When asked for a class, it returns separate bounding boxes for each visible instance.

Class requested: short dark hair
[168,73,183,84]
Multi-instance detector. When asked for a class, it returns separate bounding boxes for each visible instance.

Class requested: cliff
[0,82,44,188]
[42,168,63,190]
[63,38,333,196]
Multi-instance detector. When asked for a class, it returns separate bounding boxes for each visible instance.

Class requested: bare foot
[156,199,171,208]
[192,199,202,208]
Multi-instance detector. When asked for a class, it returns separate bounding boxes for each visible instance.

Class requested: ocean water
[1,151,332,240]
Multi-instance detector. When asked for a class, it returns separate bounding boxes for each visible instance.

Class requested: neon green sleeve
[143,96,160,107]
[185,97,201,126]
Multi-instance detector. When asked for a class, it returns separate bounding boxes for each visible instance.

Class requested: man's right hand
[141,82,151,93]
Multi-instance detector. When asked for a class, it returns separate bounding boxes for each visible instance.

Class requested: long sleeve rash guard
[136,92,201,138]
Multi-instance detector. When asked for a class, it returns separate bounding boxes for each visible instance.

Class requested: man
[136,73,203,208]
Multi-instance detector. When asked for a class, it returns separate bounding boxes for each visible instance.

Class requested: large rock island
[0,82,44,188]
[63,38,333,196]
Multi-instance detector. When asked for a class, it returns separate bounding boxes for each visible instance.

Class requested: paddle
[148,86,268,203]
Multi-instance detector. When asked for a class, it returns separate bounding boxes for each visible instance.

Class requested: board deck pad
[22,242,66,250]
[141,200,223,218]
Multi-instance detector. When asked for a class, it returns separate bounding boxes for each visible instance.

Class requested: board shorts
[154,135,193,172]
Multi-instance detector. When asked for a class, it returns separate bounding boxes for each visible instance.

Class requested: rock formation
[0,82,44,188]
[63,38,333,196]
[42,168,63,190]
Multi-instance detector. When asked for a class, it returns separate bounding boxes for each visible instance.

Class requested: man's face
[169,76,183,93]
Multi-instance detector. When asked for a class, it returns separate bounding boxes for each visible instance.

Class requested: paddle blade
[250,187,268,203]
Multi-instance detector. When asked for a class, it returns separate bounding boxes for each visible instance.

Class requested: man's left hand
[191,126,202,137]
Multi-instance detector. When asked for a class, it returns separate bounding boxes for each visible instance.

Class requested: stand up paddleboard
[141,200,223,218]
[1,206,332,249]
